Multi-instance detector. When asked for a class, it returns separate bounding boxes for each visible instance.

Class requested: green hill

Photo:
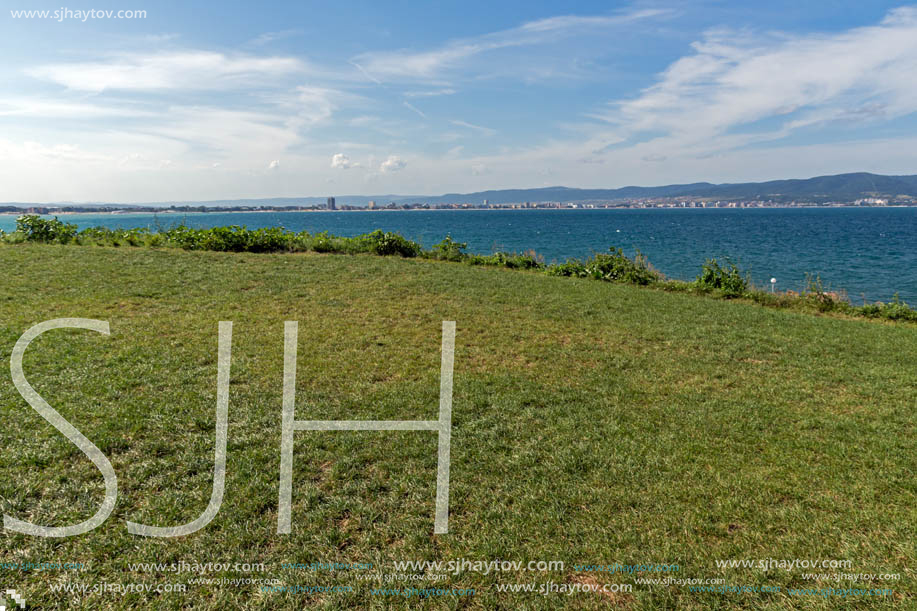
[1,244,914,609]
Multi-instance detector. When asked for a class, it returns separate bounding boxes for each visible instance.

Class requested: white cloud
[592,6,917,156]
[248,29,301,47]
[145,106,302,156]
[8,140,113,164]
[0,98,154,119]
[379,155,406,172]
[268,159,280,169]
[331,153,358,169]
[27,51,304,92]
[269,85,357,134]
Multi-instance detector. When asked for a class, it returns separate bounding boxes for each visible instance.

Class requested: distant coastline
[6,172,917,212]
[2,202,916,216]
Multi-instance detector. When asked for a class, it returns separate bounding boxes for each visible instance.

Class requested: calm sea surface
[3,207,915,303]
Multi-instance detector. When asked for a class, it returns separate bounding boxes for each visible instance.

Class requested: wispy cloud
[593,6,917,156]
[403,101,427,118]
[0,140,113,164]
[27,51,304,92]
[518,11,671,33]
[405,88,456,98]
[351,8,669,81]
[248,29,302,47]
[349,59,382,84]
[348,115,378,127]
[449,119,496,136]
[0,97,155,118]
[143,106,304,156]
[285,86,346,126]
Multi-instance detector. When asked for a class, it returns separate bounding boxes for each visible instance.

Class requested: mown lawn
[0,243,915,610]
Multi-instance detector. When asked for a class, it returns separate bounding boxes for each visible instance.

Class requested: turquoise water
[2,207,915,303]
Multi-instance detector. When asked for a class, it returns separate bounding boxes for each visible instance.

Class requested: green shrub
[288,231,312,251]
[467,251,543,270]
[362,229,421,257]
[858,294,917,322]
[199,226,249,252]
[78,226,117,245]
[311,231,337,253]
[121,227,148,247]
[695,258,747,297]
[801,273,848,313]
[163,225,202,249]
[547,248,658,285]
[3,229,25,244]
[503,251,543,270]
[585,247,658,285]
[430,235,467,261]
[15,215,78,243]
[546,259,589,278]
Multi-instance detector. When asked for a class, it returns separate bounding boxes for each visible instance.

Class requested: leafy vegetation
[360,229,422,258]
[547,247,659,285]
[15,214,79,243]
[430,235,468,261]
[695,258,749,297]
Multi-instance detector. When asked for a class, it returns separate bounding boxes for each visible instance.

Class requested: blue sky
[3,1,917,202]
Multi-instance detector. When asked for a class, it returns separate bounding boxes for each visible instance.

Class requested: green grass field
[1,243,915,609]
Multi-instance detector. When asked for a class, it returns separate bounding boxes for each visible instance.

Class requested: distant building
[368,200,376,209]
[327,197,336,210]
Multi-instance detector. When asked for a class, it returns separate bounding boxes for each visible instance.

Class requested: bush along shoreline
[4,214,916,323]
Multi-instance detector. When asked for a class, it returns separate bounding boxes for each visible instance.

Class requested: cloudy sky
[3,1,917,202]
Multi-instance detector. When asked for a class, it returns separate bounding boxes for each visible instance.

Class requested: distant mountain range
[6,172,917,208]
[426,172,917,204]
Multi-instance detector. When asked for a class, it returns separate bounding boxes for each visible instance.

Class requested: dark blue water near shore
[3,207,915,303]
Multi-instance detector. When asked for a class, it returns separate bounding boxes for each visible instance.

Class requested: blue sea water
[2,207,915,303]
